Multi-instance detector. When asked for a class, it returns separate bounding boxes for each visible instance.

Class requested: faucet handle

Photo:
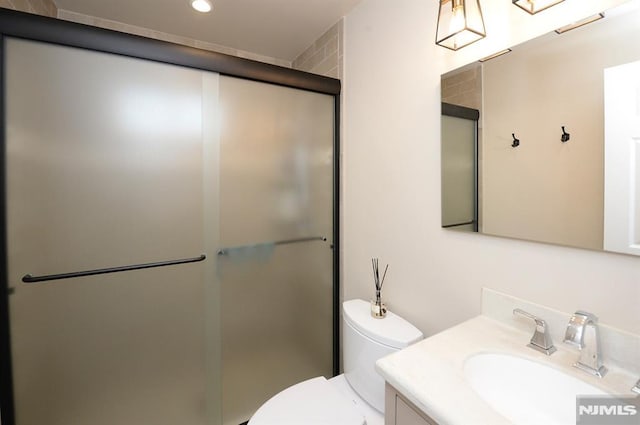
[513,309,557,355]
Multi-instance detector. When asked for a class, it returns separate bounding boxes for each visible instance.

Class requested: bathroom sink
[464,353,607,425]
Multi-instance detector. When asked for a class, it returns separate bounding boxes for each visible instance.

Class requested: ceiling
[54,0,362,62]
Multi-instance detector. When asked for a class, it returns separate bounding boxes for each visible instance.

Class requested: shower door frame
[0,10,341,425]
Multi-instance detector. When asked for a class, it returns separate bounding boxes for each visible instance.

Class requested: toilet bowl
[248,299,423,425]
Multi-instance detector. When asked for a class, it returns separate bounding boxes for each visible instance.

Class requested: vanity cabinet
[385,384,439,425]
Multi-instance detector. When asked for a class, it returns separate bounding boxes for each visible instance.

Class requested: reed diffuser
[370,258,388,318]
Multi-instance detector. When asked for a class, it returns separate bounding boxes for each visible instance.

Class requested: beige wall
[0,0,56,17]
[343,0,640,337]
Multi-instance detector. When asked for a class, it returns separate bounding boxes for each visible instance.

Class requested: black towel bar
[22,254,206,283]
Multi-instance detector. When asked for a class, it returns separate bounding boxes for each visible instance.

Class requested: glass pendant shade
[436,0,486,51]
[512,0,565,14]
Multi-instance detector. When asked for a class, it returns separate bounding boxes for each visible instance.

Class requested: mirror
[441,0,640,254]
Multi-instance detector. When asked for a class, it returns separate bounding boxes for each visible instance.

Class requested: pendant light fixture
[512,0,565,15]
[436,0,486,51]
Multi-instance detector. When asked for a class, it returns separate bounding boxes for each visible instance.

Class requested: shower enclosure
[0,10,339,425]
[441,103,479,232]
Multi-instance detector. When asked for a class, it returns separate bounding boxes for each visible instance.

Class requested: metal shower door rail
[217,236,327,256]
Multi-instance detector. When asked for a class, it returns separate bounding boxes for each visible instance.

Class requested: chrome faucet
[513,309,556,355]
[563,311,607,378]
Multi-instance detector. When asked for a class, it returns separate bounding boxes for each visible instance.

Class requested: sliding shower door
[217,77,335,425]
[5,38,220,425]
[3,33,336,425]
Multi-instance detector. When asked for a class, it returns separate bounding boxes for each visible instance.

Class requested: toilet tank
[342,299,423,412]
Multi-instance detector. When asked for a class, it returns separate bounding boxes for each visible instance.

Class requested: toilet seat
[248,376,367,425]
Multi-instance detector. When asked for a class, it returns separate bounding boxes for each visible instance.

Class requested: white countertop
[375,315,638,425]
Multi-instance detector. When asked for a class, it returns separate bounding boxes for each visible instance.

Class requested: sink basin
[464,353,607,425]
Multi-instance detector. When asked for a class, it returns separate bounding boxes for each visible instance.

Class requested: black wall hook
[512,133,520,148]
[561,126,570,142]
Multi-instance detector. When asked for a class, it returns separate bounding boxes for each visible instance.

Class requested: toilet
[248,299,424,425]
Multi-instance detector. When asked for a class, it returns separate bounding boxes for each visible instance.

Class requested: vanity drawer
[385,384,439,425]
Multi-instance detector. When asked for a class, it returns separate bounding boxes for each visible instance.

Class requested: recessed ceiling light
[191,0,212,13]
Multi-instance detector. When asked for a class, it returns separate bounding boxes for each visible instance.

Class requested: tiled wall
[441,66,482,111]
[56,10,291,68]
[0,0,56,17]
[292,20,343,79]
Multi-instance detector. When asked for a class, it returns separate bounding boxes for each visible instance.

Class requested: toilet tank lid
[343,299,423,349]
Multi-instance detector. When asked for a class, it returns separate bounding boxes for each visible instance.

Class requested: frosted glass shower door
[217,76,335,425]
[5,38,220,425]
